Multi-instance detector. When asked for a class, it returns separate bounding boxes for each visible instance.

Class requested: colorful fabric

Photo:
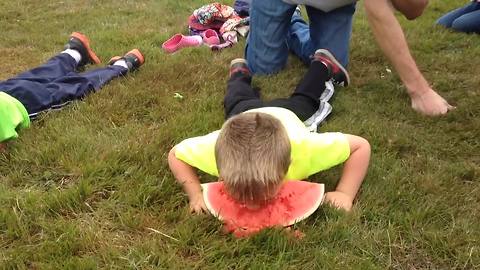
[193,3,236,25]
[0,92,30,142]
[175,107,350,180]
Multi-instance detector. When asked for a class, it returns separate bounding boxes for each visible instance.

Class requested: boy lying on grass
[168,49,370,214]
[0,32,144,152]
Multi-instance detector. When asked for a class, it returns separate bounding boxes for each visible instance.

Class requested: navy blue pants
[0,53,128,118]
[224,61,329,120]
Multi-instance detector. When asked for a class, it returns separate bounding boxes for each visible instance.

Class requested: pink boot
[162,34,203,53]
[201,29,220,45]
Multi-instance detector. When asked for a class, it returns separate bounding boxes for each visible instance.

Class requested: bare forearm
[336,135,371,201]
[364,0,429,96]
[168,148,202,200]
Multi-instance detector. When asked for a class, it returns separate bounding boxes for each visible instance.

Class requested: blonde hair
[215,112,291,204]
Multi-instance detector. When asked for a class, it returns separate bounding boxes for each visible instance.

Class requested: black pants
[224,61,329,121]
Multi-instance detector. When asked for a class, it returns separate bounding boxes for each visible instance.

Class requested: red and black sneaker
[108,49,145,71]
[312,49,350,87]
[229,58,250,78]
[64,32,101,67]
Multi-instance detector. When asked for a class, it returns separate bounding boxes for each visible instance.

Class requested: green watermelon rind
[201,181,325,227]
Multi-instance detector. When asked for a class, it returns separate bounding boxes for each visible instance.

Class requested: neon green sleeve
[286,132,350,179]
[0,92,30,142]
[304,132,350,175]
[174,130,220,176]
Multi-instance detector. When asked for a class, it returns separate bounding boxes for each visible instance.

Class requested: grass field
[0,0,479,269]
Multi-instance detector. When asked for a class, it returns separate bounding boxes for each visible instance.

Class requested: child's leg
[264,60,329,121]
[1,54,77,83]
[3,65,127,118]
[5,32,100,82]
[264,49,349,122]
[73,65,128,91]
[224,59,264,119]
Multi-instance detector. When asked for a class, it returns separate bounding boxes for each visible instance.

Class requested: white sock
[62,49,82,64]
[113,59,129,69]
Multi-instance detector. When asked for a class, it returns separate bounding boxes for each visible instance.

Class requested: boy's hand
[189,194,208,214]
[324,191,353,211]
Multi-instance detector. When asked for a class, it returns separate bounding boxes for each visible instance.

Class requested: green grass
[0,0,479,269]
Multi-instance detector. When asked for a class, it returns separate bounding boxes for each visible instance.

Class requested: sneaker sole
[315,49,350,87]
[70,32,101,64]
[230,58,247,67]
[304,101,332,130]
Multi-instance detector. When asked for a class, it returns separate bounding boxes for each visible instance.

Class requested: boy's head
[215,112,291,205]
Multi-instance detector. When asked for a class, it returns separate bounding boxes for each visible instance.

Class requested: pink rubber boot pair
[162,34,203,54]
[162,30,220,53]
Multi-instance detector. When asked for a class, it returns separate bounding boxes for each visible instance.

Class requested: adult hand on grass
[410,87,455,116]
[324,191,353,212]
[189,195,208,214]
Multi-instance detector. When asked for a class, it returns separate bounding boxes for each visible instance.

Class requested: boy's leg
[37,49,144,113]
[7,32,100,82]
[245,0,297,75]
[7,49,143,117]
[6,54,77,82]
[265,49,349,121]
[224,59,264,119]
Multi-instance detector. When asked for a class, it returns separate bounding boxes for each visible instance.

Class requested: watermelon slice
[201,181,325,237]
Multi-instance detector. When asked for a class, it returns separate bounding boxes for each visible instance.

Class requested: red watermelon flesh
[201,181,325,237]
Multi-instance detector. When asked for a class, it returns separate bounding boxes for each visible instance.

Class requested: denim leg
[286,4,355,67]
[11,53,78,82]
[307,4,356,67]
[437,2,480,28]
[245,0,297,75]
[287,11,316,64]
[2,65,127,116]
[451,9,480,33]
[75,65,128,91]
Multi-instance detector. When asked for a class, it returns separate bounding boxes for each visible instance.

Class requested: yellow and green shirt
[175,107,350,180]
[0,92,30,142]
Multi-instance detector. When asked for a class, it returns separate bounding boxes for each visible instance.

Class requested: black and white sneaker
[304,100,332,132]
[312,49,350,87]
[319,80,335,102]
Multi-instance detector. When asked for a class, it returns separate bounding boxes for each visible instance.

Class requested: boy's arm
[324,135,371,211]
[168,147,208,214]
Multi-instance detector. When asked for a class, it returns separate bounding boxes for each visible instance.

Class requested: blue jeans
[436,2,480,33]
[245,0,356,75]
[0,53,127,117]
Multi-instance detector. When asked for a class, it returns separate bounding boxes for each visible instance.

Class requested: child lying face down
[168,49,370,215]
[0,32,145,152]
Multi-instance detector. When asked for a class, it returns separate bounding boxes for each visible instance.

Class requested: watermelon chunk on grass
[201,181,325,237]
